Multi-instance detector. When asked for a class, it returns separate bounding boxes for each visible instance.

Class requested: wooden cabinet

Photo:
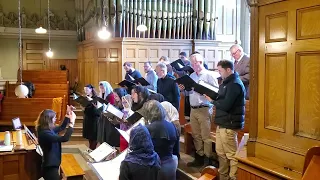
[237,0,320,179]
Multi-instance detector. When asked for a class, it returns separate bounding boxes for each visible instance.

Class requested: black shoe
[187,153,204,167]
[203,156,212,167]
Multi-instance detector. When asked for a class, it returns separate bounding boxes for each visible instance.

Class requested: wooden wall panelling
[77,44,85,89]
[23,40,48,70]
[95,39,122,88]
[245,0,320,174]
[47,59,78,87]
[194,40,233,70]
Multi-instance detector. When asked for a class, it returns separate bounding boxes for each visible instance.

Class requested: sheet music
[12,117,22,130]
[199,80,219,93]
[89,142,115,162]
[128,74,135,81]
[90,149,128,180]
[177,63,184,69]
[147,88,157,94]
[116,119,145,143]
[106,104,124,119]
[0,145,13,152]
[73,93,79,99]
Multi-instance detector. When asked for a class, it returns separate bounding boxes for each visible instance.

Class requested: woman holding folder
[82,84,100,150]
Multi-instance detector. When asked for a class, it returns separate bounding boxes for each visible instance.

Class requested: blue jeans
[158,155,178,180]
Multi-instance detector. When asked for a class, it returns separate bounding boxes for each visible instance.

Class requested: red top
[107,93,115,105]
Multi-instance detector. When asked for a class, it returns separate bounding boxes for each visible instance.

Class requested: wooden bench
[22,70,68,84]
[0,97,63,126]
[5,82,69,98]
[61,154,85,180]
[184,101,250,155]
[198,166,218,180]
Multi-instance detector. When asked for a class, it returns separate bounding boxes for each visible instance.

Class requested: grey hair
[156,62,168,74]
[142,100,167,123]
[230,44,243,53]
[190,53,204,63]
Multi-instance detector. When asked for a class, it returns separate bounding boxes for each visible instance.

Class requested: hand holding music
[178,84,185,90]
[204,94,213,102]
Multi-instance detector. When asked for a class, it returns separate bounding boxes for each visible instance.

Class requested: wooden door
[23,40,48,70]
[255,0,320,173]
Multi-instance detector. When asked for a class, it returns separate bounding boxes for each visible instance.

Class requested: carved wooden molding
[0,4,76,31]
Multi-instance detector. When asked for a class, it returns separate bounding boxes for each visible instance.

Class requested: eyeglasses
[231,49,239,56]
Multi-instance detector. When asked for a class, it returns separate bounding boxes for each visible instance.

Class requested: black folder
[92,96,109,104]
[126,112,143,125]
[182,66,195,74]
[117,80,136,88]
[170,59,185,71]
[133,77,150,86]
[74,95,92,107]
[175,75,219,100]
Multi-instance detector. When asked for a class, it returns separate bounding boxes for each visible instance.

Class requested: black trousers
[184,95,191,117]
[42,166,60,180]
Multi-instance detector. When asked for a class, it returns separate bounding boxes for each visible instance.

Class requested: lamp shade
[35,26,47,34]
[15,85,29,98]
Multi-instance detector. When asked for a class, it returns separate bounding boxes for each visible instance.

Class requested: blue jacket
[37,117,73,167]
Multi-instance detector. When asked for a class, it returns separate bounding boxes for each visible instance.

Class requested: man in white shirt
[178,53,219,167]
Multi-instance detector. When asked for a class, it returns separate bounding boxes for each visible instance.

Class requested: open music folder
[73,93,92,107]
[171,59,195,74]
[89,142,117,162]
[116,118,145,143]
[117,80,136,88]
[89,149,129,180]
[133,77,150,86]
[102,103,124,120]
[175,75,219,100]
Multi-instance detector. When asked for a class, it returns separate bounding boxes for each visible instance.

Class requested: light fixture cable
[18,0,22,84]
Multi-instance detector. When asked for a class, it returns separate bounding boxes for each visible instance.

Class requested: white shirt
[189,69,220,106]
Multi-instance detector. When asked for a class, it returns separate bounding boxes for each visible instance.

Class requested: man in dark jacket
[205,60,245,180]
[156,62,180,110]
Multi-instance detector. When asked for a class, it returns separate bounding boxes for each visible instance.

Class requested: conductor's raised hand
[66,111,76,125]
[66,105,76,115]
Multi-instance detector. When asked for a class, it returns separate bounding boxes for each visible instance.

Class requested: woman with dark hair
[131,85,150,112]
[143,100,179,180]
[98,88,127,147]
[35,106,76,180]
[82,84,100,150]
[119,124,160,180]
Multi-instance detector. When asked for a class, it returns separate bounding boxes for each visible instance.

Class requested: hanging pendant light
[46,48,53,57]
[35,0,47,34]
[98,0,111,40]
[137,24,147,32]
[98,26,111,40]
[46,0,53,58]
[35,26,47,34]
[15,0,29,98]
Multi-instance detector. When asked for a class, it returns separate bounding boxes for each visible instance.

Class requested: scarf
[123,124,160,168]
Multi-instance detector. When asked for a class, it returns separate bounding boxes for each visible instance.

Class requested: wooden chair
[61,154,85,180]
[198,166,218,180]
[302,146,320,180]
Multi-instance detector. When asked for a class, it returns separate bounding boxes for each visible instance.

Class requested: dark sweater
[119,161,159,180]
[147,120,179,161]
[37,117,73,167]
[213,73,246,130]
[125,70,142,81]
[157,75,180,110]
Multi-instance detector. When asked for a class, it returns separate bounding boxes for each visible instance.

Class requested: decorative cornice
[0,27,77,40]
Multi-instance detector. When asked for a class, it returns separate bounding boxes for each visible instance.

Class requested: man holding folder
[204,60,246,180]
[178,53,219,167]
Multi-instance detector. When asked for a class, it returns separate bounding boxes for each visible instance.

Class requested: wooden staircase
[71,108,85,141]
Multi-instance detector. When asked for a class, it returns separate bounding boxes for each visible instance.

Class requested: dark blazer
[38,117,73,167]
[234,54,250,99]
[157,75,180,110]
